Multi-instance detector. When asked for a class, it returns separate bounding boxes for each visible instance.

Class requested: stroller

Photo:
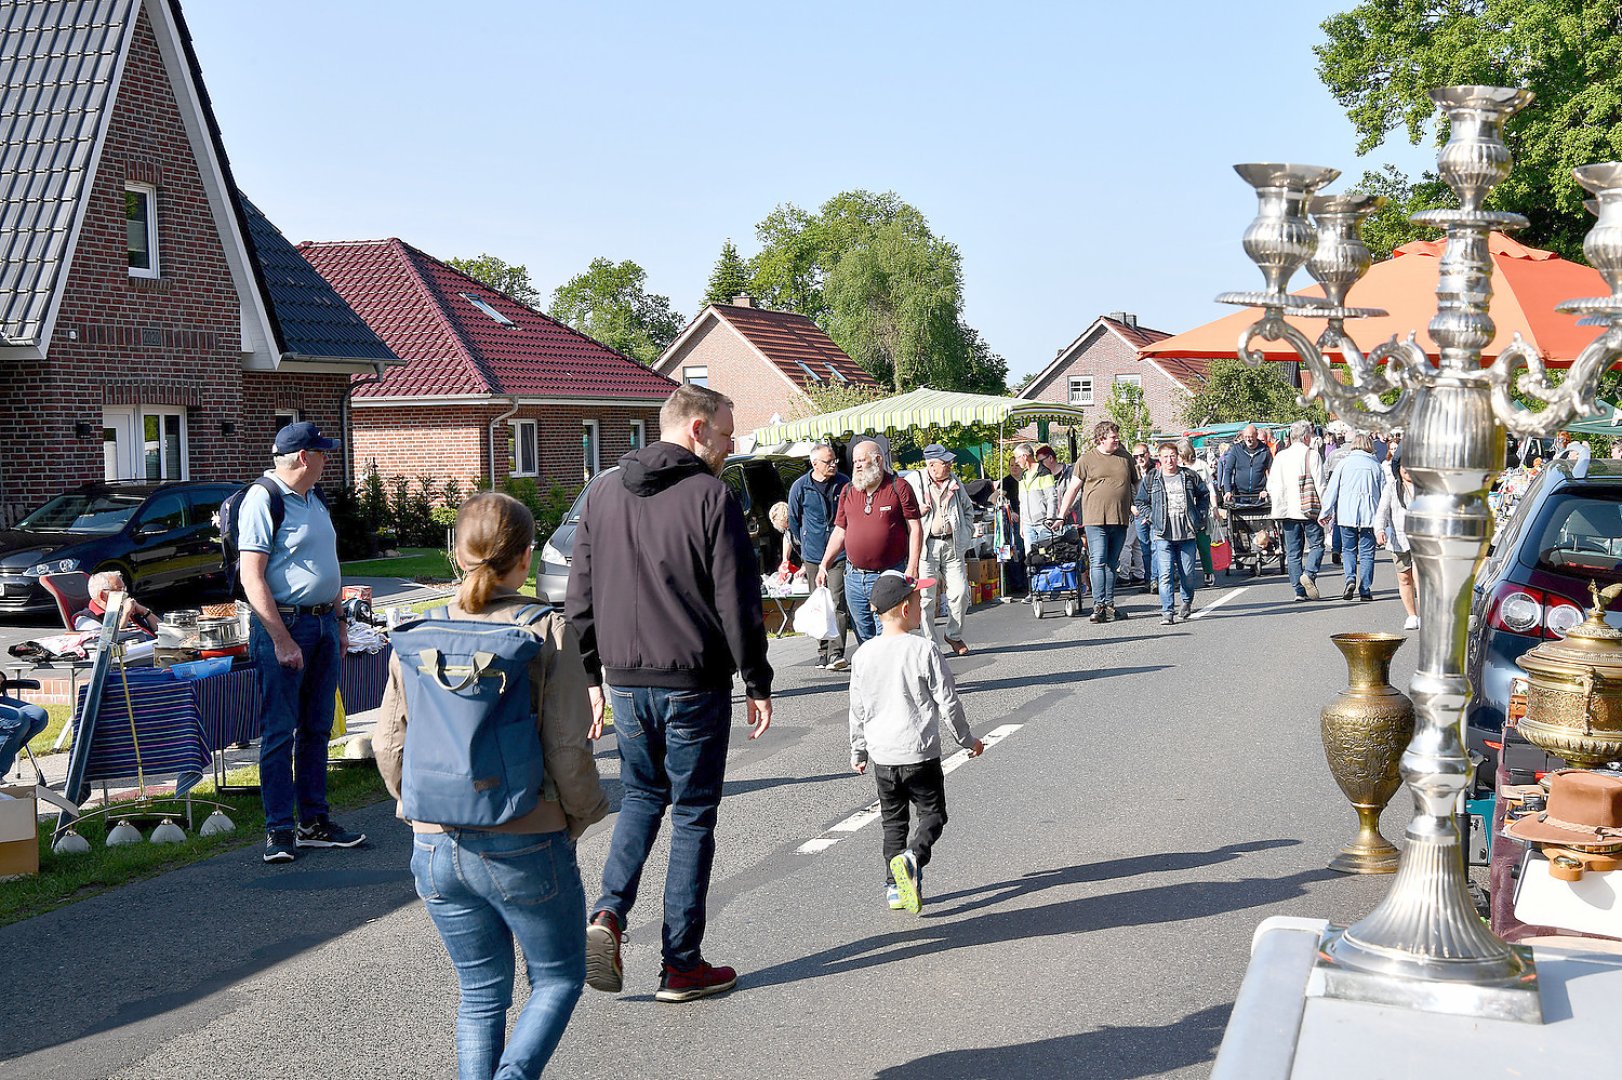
[1025,524,1085,618]
[1225,494,1284,578]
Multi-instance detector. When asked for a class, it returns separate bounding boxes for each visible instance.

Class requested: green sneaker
[886,883,904,910]
[889,850,922,915]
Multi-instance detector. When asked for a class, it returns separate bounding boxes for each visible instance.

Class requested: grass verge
[0,761,387,929]
[24,703,72,757]
[341,547,456,581]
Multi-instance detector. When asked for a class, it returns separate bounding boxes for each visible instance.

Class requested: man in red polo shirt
[817,439,923,645]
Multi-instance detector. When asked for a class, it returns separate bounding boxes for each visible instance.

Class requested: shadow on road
[742,840,1325,992]
[958,664,1171,696]
[875,1001,1232,1080]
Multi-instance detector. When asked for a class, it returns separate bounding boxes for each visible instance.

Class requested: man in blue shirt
[238,422,364,863]
[786,444,850,670]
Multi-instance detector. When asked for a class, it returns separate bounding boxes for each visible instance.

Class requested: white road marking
[1190,586,1248,620]
[795,723,1023,855]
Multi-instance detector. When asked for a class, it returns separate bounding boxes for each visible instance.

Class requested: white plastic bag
[793,586,840,640]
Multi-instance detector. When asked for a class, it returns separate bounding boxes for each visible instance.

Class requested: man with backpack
[568,384,772,1004]
[235,422,365,864]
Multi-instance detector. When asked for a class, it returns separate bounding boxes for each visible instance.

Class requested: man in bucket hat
[905,444,974,655]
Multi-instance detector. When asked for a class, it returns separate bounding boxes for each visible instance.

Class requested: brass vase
[1320,632,1416,874]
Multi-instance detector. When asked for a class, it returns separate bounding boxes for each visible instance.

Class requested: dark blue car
[0,481,239,615]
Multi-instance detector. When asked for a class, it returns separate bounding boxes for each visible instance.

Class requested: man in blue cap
[906,444,974,655]
[238,422,365,864]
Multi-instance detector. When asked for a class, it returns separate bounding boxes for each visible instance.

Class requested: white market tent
[750,386,1089,446]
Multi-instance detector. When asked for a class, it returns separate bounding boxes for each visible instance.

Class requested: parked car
[535,454,810,603]
[1464,457,1622,785]
[0,480,240,615]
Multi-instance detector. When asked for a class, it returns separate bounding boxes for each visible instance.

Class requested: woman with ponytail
[375,492,609,1078]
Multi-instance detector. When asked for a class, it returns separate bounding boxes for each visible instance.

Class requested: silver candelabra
[1221,85,1622,1023]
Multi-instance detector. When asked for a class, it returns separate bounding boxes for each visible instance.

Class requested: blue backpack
[392,604,551,827]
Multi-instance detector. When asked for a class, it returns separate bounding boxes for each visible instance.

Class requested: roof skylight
[461,293,517,328]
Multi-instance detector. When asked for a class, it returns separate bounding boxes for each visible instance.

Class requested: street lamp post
[1219,85,1622,1022]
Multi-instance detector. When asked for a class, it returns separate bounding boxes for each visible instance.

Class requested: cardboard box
[0,785,40,879]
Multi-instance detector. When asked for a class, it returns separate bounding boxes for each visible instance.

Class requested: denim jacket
[1320,449,1384,528]
[1135,467,1213,538]
[1134,467,1211,538]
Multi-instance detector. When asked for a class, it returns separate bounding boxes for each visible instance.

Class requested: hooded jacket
[565,442,773,699]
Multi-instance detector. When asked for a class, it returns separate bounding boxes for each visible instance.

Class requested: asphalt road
[0,561,1424,1079]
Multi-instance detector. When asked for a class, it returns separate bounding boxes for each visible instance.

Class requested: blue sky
[187,0,1438,382]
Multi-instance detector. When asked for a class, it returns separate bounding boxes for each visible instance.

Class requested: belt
[277,602,335,616]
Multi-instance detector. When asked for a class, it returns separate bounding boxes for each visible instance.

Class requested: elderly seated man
[74,570,160,637]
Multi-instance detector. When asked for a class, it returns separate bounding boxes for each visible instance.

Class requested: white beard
[852,462,883,492]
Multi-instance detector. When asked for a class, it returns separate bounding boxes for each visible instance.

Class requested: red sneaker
[585,911,624,993]
[655,960,738,1003]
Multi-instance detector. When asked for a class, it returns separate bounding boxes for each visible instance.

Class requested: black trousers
[874,758,948,883]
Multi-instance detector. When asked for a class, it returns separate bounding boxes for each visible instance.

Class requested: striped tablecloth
[75,667,210,795]
[189,647,394,749]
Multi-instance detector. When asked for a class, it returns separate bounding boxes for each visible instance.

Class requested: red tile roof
[709,303,876,388]
[1146,355,1212,392]
[1102,315,1172,352]
[296,239,677,401]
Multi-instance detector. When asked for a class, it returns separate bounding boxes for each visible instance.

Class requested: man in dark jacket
[786,444,850,669]
[567,384,772,1005]
[1218,424,1274,506]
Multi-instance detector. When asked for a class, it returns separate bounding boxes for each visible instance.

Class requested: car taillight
[1485,582,1585,639]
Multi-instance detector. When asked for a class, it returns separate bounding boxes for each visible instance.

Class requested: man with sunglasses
[1118,443,1154,590]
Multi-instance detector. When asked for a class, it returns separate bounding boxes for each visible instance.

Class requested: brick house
[299,239,677,496]
[1018,313,1206,436]
[0,0,396,522]
[653,298,877,436]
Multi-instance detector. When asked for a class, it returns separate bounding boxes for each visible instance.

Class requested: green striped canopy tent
[751,386,1090,450]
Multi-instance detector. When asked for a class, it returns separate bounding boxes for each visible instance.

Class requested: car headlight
[540,542,568,567]
[23,558,80,578]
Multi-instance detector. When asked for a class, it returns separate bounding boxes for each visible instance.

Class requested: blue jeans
[844,561,905,644]
[0,695,48,776]
[1084,524,1127,605]
[598,685,732,969]
[250,610,341,832]
[1281,519,1325,597]
[1339,525,1377,596]
[412,829,586,1079]
[1153,537,1198,614]
[1136,515,1157,582]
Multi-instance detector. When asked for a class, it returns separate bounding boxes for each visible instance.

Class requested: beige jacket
[374,590,610,838]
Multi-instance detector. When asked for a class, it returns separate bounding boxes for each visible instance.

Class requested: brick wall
[352,402,663,500]
[0,8,347,521]
[1027,324,1193,435]
[661,317,807,435]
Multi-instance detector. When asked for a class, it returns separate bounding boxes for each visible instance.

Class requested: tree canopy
[1316,0,1622,259]
[702,239,751,309]
[548,258,686,366]
[1106,382,1153,446]
[747,190,1007,394]
[1181,358,1328,427]
[446,253,543,309]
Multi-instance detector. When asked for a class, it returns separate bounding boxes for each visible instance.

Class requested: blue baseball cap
[274,421,340,455]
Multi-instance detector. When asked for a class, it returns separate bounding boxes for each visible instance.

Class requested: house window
[126,184,158,278]
[460,293,517,328]
[509,419,538,477]
[683,365,709,388]
[1068,377,1093,406]
[274,410,300,434]
[103,405,187,480]
[1114,373,1142,390]
[629,420,645,451]
[582,420,600,480]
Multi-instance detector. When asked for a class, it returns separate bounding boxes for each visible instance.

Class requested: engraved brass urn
[1517,582,1622,769]
[1321,633,1416,873]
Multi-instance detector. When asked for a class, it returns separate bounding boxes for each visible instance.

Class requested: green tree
[1106,382,1153,446]
[702,239,752,308]
[549,258,686,365]
[1316,0,1622,259]
[1181,357,1327,427]
[748,190,1004,393]
[446,253,542,309]
[1348,164,1454,260]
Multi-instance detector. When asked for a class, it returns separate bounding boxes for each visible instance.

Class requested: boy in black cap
[849,571,983,914]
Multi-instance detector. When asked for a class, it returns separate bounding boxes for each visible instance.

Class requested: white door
[101,406,188,481]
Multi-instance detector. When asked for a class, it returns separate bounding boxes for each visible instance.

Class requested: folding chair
[40,571,91,631]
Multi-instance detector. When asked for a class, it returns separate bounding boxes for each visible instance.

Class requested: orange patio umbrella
[1142,233,1609,367]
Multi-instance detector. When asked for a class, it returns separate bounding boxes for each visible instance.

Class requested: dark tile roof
[0,0,134,343]
[237,193,394,364]
[711,303,876,388]
[298,238,678,401]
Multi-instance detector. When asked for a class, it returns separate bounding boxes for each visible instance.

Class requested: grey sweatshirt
[849,632,974,766]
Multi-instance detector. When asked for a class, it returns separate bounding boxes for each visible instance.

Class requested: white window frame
[103,405,188,480]
[1114,372,1142,389]
[509,419,538,477]
[273,409,300,434]
[126,183,159,279]
[582,419,601,479]
[629,419,645,451]
[1069,376,1093,406]
[683,365,709,388]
